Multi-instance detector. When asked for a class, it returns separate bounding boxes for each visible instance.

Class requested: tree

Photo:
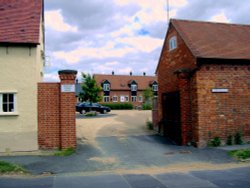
[142,87,153,110]
[79,73,102,103]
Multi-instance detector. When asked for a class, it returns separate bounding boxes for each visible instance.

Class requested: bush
[226,135,233,145]
[229,149,250,160]
[0,161,26,173]
[234,132,243,145]
[100,103,133,110]
[146,120,153,130]
[208,137,221,147]
[142,103,152,110]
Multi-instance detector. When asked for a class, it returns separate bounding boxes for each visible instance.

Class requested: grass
[146,120,153,130]
[0,161,26,174]
[54,147,75,156]
[229,149,250,160]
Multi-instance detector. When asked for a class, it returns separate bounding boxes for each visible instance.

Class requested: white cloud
[117,67,132,74]
[44,72,60,82]
[45,10,78,32]
[53,45,134,64]
[117,36,163,53]
[210,11,230,23]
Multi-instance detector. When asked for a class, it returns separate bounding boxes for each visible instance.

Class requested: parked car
[76,102,111,114]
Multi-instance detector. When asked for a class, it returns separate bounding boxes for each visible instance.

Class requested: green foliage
[234,132,243,145]
[229,149,250,160]
[143,87,153,103]
[99,102,133,110]
[142,103,152,110]
[146,120,153,130]
[54,148,75,156]
[79,73,102,103]
[226,135,233,145]
[0,161,26,173]
[208,137,221,147]
[142,87,153,110]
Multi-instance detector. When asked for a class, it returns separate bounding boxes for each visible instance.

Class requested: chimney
[143,72,146,76]
[130,71,132,76]
[112,71,114,75]
[76,78,78,84]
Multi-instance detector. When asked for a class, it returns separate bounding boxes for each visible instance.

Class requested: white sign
[61,84,75,93]
[211,88,229,93]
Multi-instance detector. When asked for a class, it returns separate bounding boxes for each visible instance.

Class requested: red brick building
[94,73,157,107]
[155,19,250,148]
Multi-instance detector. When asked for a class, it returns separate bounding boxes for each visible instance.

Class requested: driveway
[0,110,249,175]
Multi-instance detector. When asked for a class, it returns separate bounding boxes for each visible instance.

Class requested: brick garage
[38,70,77,149]
[155,19,250,148]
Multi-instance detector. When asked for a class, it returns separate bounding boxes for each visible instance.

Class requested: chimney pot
[130,71,132,76]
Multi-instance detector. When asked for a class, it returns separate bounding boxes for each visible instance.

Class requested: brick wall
[38,70,77,149]
[156,25,196,136]
[195,64,250,147]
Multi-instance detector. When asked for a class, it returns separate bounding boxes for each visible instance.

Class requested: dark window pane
[3,94,7,102]
[3,104,7,112]
[9,94,14,102]
[9,103,14,112]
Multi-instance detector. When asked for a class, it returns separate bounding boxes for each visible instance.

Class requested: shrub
[142,103,152,110]
[229,149,250,160]
[226,135,233,145]
[85,111,97,116]
[0,161,26,173]
[234,132,243,145]
[100,103,133,110]
[146,120,153,130]
[208,137,221,147]
[54,148,75,156]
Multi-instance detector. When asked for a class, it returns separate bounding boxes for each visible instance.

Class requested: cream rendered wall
[0,20,44,152]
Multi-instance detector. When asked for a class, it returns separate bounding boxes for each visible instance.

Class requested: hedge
[100,102,133,110]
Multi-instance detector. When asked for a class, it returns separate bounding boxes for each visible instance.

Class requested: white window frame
[125,96,129,102]
[0,92,18,116]
[138,96,143,102]
[113,96,118,102]
[152,84,158,91]
[131,96,137,102]
[103,83,110,91]
[131,84,137,91]
[169,36,177,51]
[103,96,110,102]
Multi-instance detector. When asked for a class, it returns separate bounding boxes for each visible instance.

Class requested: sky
[44,0,250,82]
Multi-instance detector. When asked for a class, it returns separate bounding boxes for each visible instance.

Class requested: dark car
[76,102,111,114]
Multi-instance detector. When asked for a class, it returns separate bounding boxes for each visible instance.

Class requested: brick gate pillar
[175,69,192,145]
[58,70,78,149]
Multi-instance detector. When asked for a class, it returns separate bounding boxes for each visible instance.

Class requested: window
[125,96,129,102]
[139,96,143,102]
[113,96,118,102]
[0,93,17,114]
[103,96,110,102]
[131,96,137,102]
[131,84,137,91]
[152,84,158,91]
[169,36,177,51]
[103,84,110,91]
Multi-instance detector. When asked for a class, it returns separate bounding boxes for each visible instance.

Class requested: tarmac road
[0,166,250,188]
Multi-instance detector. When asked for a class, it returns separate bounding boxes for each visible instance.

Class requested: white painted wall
[0,19,44,152]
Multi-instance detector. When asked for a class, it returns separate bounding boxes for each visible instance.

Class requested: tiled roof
[0,0,43,44]
[94,74,157,91]
[171,19,250,60]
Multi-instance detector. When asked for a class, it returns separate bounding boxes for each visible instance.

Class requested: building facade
[94,73,158,107]
[155,19,250,148]
[0,0,44,152]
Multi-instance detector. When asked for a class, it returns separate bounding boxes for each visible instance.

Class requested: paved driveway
[0,110,249,175]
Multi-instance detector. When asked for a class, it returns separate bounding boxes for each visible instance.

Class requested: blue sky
[44,0,250,81]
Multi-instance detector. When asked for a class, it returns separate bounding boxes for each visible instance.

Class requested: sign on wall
[211,88,229,93]
[61,84,75,93]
